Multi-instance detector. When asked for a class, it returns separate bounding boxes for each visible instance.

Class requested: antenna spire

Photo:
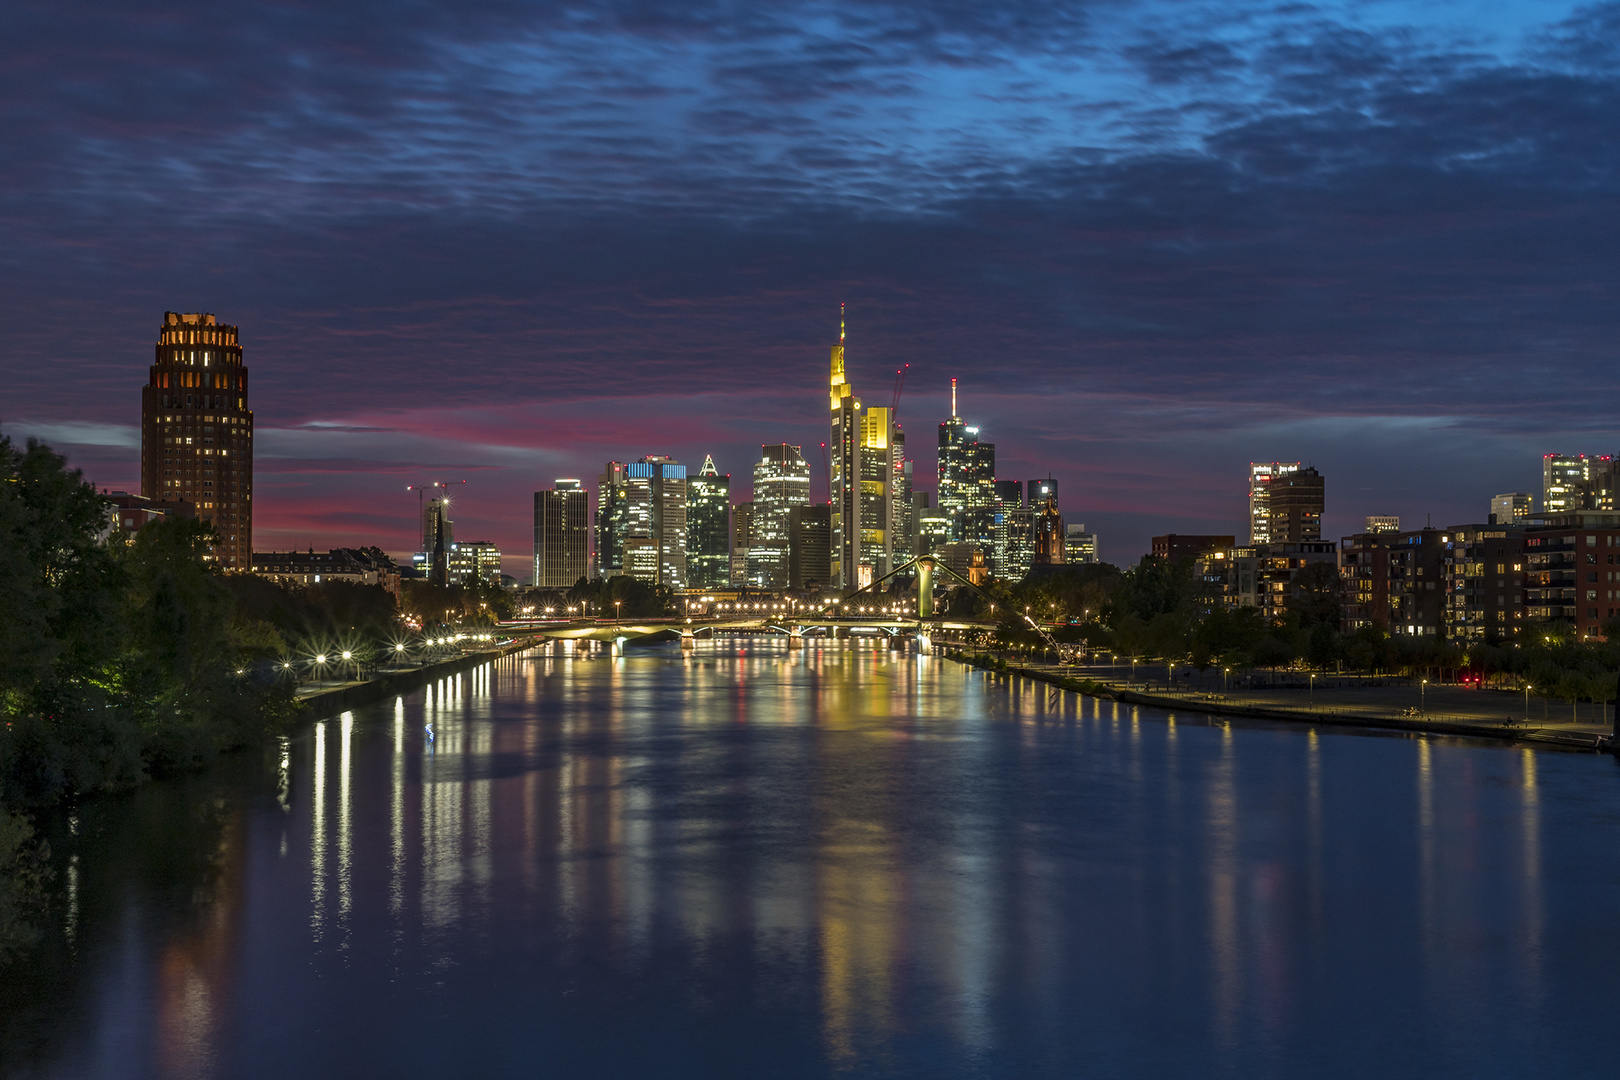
[840,301,845,345]
[951,377,957,418]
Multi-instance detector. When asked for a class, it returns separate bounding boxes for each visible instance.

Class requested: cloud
[2,0,1618,565]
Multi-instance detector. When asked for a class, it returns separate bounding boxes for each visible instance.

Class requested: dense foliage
[959,556,1620,706]
[0,435,295,809]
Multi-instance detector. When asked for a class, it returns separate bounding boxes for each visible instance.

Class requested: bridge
[497,554,1021,653]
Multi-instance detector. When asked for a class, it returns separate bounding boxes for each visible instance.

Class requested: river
[3,640,1618,1078]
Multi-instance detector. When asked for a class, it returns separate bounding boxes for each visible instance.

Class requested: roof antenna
[951,377,957,418]
[840,302,845,346]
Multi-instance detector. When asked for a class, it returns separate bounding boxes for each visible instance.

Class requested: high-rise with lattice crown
[141,312,253,569]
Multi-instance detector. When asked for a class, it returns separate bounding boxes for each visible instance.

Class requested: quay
[947,649,1617,752]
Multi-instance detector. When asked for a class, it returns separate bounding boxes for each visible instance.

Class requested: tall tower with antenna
[829,303,862,590]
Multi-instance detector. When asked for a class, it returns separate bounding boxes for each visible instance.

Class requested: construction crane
[406,480,465,546]
[890,363,910,420]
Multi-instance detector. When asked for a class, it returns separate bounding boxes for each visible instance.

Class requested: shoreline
[944,648,1614,753]
[293,637,544,720]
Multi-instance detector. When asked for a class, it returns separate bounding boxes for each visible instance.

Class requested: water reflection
[6,642,1619,1080]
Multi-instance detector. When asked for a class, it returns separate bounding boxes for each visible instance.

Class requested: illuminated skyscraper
[686,455,732,590]
[829,304,861,590]
[140,312,253,569]
[625,456,687,588]
[1542,454,1619,513]
[1249,462,1300,543]
[534,480,589,588]
[859,406,893,584]
[749,444,811,588]
[937,379,996,556]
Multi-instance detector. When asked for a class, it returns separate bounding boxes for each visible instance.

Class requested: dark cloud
[1,0,1616,567]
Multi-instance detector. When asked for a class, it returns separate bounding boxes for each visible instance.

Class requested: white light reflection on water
[25,643,1620,1080]
[310,719,325,939]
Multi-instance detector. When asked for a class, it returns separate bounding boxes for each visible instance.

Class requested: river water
[4,641,1619,1079]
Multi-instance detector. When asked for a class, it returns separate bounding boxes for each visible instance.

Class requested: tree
[1,432,291,807]
[1288,561,1343,630]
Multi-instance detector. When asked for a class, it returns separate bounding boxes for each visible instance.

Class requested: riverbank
[945,648,1615,752]
[293,636,544,720]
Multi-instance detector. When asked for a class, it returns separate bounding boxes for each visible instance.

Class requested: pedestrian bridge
[497,556,1030,654]
[496,614,999,650]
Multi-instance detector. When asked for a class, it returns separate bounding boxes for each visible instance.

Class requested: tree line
[944,555,1620,707]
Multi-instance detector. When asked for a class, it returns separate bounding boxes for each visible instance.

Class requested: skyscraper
[788,504,832,591]
[937,379,996,555]
[731,501,755,586]
[829,304,861,590]
[749,444,811,588]
[140,311,253,569]
[858,406,893,584]
[992,479,1029,579]
[1542,454,1619,513]
[686,455,731,590]
[1249,462,1300,543]
[625,456,687,589]
[1269,466,1324,542]
[534,480,589,588]
[596,461,629,578]
[1027,476,1058,509]
[421,496,454,555]
[890,427,915,570]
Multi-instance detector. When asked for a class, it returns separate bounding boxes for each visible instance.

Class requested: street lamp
[1420,677,1428,716]
[615,600,622,622]
[1524,683,1532,721]
[1309,672,1316,707]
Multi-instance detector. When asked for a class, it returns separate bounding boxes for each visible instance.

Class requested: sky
[3,0,1618,575]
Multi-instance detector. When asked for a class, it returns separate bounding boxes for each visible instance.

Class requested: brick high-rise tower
[140,312,254,569]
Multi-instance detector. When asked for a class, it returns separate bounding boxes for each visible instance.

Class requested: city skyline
[6,2,1620,577]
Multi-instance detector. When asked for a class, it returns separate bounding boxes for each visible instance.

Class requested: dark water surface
[5,642,1620,1079]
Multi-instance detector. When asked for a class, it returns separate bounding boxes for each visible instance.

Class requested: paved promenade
[978,656,1615,748]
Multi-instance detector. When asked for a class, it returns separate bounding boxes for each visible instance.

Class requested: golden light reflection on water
[270,641,1580,1075]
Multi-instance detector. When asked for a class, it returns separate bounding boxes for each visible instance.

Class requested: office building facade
[829,306,861,589]
[686,455,731,590]
[625,456,687,589]
[1543,454,1619,514]
[1248,462,1300,544]
[1491,492,1534,524]
[1065,523,1098,564]
[140,312,253,569]
[1268,465,1324,542]
[749,444,811,588]
[596,461,629,578]
[1152,534,1234,561]
[938,379,996,559]
[788,504,832,591]
[534,480,590,588]
[730,501,754,586]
